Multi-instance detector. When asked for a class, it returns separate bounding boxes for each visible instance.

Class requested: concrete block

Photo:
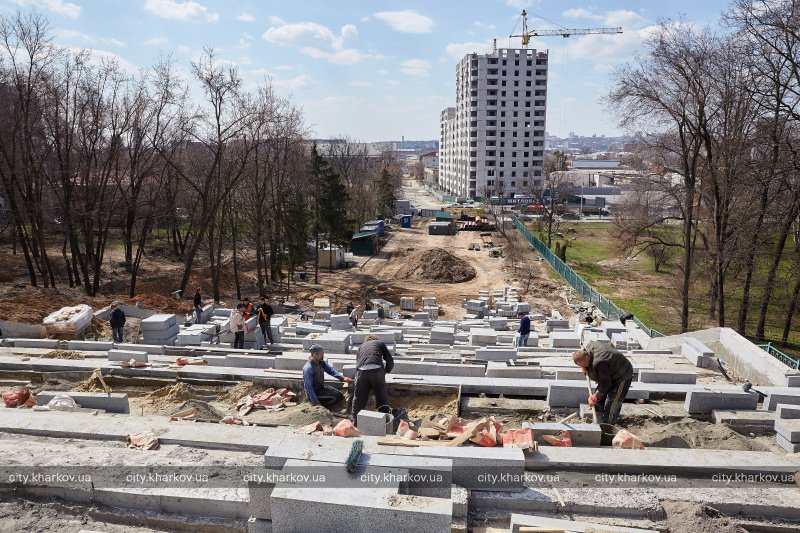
[554,369,584,381]
[545,320,569,332]
[764,391,800,411]
[712,409,776,428]
[548,382,648,408]
[488,317,508,331]
[140,313,177,331]
[356,410,392,436]
[776,434,800,453]
[469,328,497,346]
[474,348,517,362]
[776,403,800,419]
[684,389,758,414]
[225,355,275,369]
[295,323,328,335]
[107,349,148,363]
[451,485,468,519]
[67,340,114,351]
[34,391,129,414]
[774,419,800,442]
[638,370,697,385]
[114,343,164,354]
[682,338,715,368]
[524,422,602,446]
[485,362,541,379]
[330,314,352,331]
[600,320,627,338]
[549,331,580,348]
[13,338,60,349]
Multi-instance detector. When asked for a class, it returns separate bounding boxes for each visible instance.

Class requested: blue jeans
[195,307,203,324]
[112,327,124,343]
[517,333,529,347]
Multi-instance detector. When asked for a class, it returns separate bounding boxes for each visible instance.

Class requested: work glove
[581,367,587,375]
[588,393,598,406]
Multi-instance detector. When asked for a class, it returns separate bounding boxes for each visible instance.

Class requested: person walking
[516,310,531,347]
[350,335,394,422]
[349,305,359,328]
[230,307,246,349]
[109,302,126,344]
[257,296,275,346]
[193,288,203,324]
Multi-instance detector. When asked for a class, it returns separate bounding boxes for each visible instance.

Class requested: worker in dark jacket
[517,310,531,347]
[109,302,126,344]
[572,341,634,425]
[302,344,351,407]
[351,335,394,422]
[193,289,203,324]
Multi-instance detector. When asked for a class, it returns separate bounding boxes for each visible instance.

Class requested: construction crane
[510,10,622,47]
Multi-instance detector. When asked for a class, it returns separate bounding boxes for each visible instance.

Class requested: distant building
[439,47,548,199]
[419,151,439,170]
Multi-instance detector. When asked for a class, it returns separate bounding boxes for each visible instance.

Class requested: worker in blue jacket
[517,310,531,347]
[302,344,352,407]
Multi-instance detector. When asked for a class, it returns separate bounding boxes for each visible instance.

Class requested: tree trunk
[680,187,695,332]
[781,276,800,346]
[737,186,769,334]
[755,213,796,341]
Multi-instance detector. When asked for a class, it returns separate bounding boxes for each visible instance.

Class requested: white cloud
[144,36,167,45]
[349,80,371,87]
[506,0,536,9]
[401,59,430,77]
[386,80,400,86]
[373,10,433,34]
[54,29,125,48]
[15,0,81,18]
[263,21,365,65]
[239,33,254,49]
[562,8,603,20]
[143,0,218,22]
[473,20,496,31]
[273,74,312,91]
[236,12,255,22]
[269,16,286,25]
[445,40,492,60]
[376,69,389,76]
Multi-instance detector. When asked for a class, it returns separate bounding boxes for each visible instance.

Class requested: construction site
[1,180,799,533]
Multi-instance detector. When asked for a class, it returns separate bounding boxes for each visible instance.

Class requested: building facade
[439,47,548,199]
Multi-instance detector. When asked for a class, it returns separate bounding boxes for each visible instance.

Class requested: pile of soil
[626,419,770,451]
[244,404,336,427]
[395,248,476,283]
[40,350,85,360]
[171,399,223,421]
[218,381,264,404]
[389,394,459,419]
[144,382,196,411]
[661,501,747,533]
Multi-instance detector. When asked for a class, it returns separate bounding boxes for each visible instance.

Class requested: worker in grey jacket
[572,341,633,425]
[350,335,394,422]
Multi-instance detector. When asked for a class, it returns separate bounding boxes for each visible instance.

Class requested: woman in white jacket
[230,308,246,349]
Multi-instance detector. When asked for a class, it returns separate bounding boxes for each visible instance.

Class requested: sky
[4,0,732,141]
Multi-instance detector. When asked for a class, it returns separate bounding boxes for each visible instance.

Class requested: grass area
[524,220,800,360]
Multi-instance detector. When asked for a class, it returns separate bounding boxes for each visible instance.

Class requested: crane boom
[509,10,622,47]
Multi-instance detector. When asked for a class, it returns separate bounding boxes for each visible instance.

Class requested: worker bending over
[351,334,394,421]
[572,341,633,425]
[303,344,351,407]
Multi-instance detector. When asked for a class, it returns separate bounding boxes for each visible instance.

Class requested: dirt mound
[395,248,476,283]
[145,382,196,411]
[661,501,747,533]
[243,404,336,427]
[40,350,85,360]
[218,381,264,404]
[626,419,771,451]
[172,400,223,421]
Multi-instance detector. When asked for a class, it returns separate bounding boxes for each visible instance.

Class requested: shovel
[584,373,598,424]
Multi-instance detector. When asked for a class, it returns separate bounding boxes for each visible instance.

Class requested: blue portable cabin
[401,214,412,228]
[351,230,380,256]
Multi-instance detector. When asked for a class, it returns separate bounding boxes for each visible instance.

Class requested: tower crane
[510,10,622,47]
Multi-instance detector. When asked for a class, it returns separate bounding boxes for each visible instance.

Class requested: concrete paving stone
[107,349,148,363]
[451,485,468,519]
[140,313,178,331]
[554,369,584,381]
[485,361,541,379]
[638,370,697,384]
[545,320,569,332]
[711,409,776,428]
[350,331,399,344]
[547,382,648,408]
[774,418,800,442]
[682,337,715,368]
[510,513,656,533]
[474,347,517,361]
[34,391,130,414]
[295,324,328,335]
[225,355,275,369]
[357,410,391,436]
[114,343,164,354]
[13,338,60,349]
[523,422,602,446]
[549,331,581,348]
[776,434,800,452]
[764,391,800,411]
[600,320,627,338]
[67,340,114,351]
[684,389,759,414]
[776,403,800,419]
[204,355,228,366]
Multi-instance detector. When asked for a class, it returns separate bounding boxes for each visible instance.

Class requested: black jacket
[109,308,126,328]
[356,340,394,373]
[586,341,633,397]
[257,303,274,323]
[193,292,202,308]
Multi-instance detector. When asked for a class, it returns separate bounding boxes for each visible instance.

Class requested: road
[400,178,448,210]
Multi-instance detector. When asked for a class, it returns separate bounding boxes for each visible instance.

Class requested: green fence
[757,343,800,370]
[513,216,664,338]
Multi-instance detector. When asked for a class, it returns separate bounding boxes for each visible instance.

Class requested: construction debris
[126,431,159,450]
[236,387,296,416]
[40,350,85,360]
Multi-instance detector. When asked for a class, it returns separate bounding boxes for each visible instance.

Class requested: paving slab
[712,409,775,429]
[34,391,130,414]
[509,513,656,533]
[67,340,114,351]
[549,331,581,348]
[107,349,148,363]
[776,434,800,452]
[776,403,800,419]
[638,370,697,384]
[774,418,800,442]
[763,391,800,411]
[522,422,602,446]
[547,382,648,408]
[485,361,541,379]
[13,338,60,349]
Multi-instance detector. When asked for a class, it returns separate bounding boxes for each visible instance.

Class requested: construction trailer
[428,221,455,235]
[365,219,386,235]
[317,245,345,269]
[434,211,453,222]
[350,231,380,256]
